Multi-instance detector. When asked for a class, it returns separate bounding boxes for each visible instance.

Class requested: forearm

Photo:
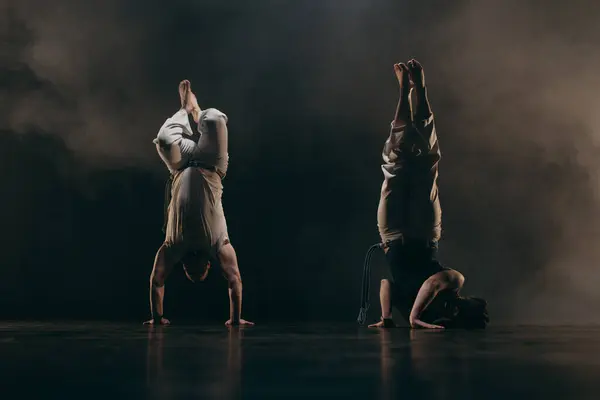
[228,282,242,322]
[409,280,443,329]
[150,286,165,319]
[380,279,393,319]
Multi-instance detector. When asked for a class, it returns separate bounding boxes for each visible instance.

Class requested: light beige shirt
[377,114,442,242]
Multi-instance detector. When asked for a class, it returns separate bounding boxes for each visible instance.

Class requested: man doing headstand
[369,60,488,329]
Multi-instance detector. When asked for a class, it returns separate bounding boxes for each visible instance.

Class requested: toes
[408,59,422,70]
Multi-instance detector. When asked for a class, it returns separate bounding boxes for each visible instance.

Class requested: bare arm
[409,277,445,329]
[368,279,396,328]
[409,269,465,329]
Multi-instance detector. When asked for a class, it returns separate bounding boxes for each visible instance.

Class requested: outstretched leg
[145,243,185,325]
[392,62,412,126]
[406,59,432,121]
[217,242,254,326]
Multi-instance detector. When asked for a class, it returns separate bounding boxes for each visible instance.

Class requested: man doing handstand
[145,80,253,327]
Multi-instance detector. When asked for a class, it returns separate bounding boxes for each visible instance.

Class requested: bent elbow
[436,269,464,292]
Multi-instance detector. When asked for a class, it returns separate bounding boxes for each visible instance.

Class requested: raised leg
[406,59,432,121]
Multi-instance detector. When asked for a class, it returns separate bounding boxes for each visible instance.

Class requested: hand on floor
[144,317,171,326]
[368,318,396,328]
[410,318,444,330]
[225,319,255,327]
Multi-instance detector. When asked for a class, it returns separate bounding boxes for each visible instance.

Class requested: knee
[381,278,391,288]
[156,126,177,148]
[203,108,228,128]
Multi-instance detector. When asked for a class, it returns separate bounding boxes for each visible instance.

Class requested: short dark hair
[432,297,489,329]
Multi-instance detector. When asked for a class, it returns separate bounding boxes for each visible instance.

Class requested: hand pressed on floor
[225,319,255,327]
[143,317,171,326]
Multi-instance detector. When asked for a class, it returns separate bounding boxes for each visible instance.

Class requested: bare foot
[406,59,426,88]
[368,318,396,328]
[144,317,171,326]
[225,319,255,327]
[179,80,190,108]
[393,62,411,90]
[184,91,201,122]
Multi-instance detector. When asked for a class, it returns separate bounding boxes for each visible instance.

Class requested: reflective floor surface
[1,322,599,399]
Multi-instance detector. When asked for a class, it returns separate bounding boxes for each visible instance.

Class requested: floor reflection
[374,328,487,399]
[145,326,245,399]
[376,329,394,400]
[2,323,600,399]
[224,327,243,399]
[145,327,169,399]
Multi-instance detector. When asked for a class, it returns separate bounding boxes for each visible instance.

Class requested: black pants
[384,238,448,320]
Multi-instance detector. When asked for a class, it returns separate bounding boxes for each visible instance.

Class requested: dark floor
[1,322,600,399]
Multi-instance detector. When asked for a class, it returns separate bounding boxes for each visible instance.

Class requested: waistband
[179,160,215,171]
[382,237,437,250]
[177,161,224,179]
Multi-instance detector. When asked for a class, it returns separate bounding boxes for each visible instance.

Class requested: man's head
[433,296,490,329]
[181,251,211,283]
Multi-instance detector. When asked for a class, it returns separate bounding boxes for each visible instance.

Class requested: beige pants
[377,175,442,243]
